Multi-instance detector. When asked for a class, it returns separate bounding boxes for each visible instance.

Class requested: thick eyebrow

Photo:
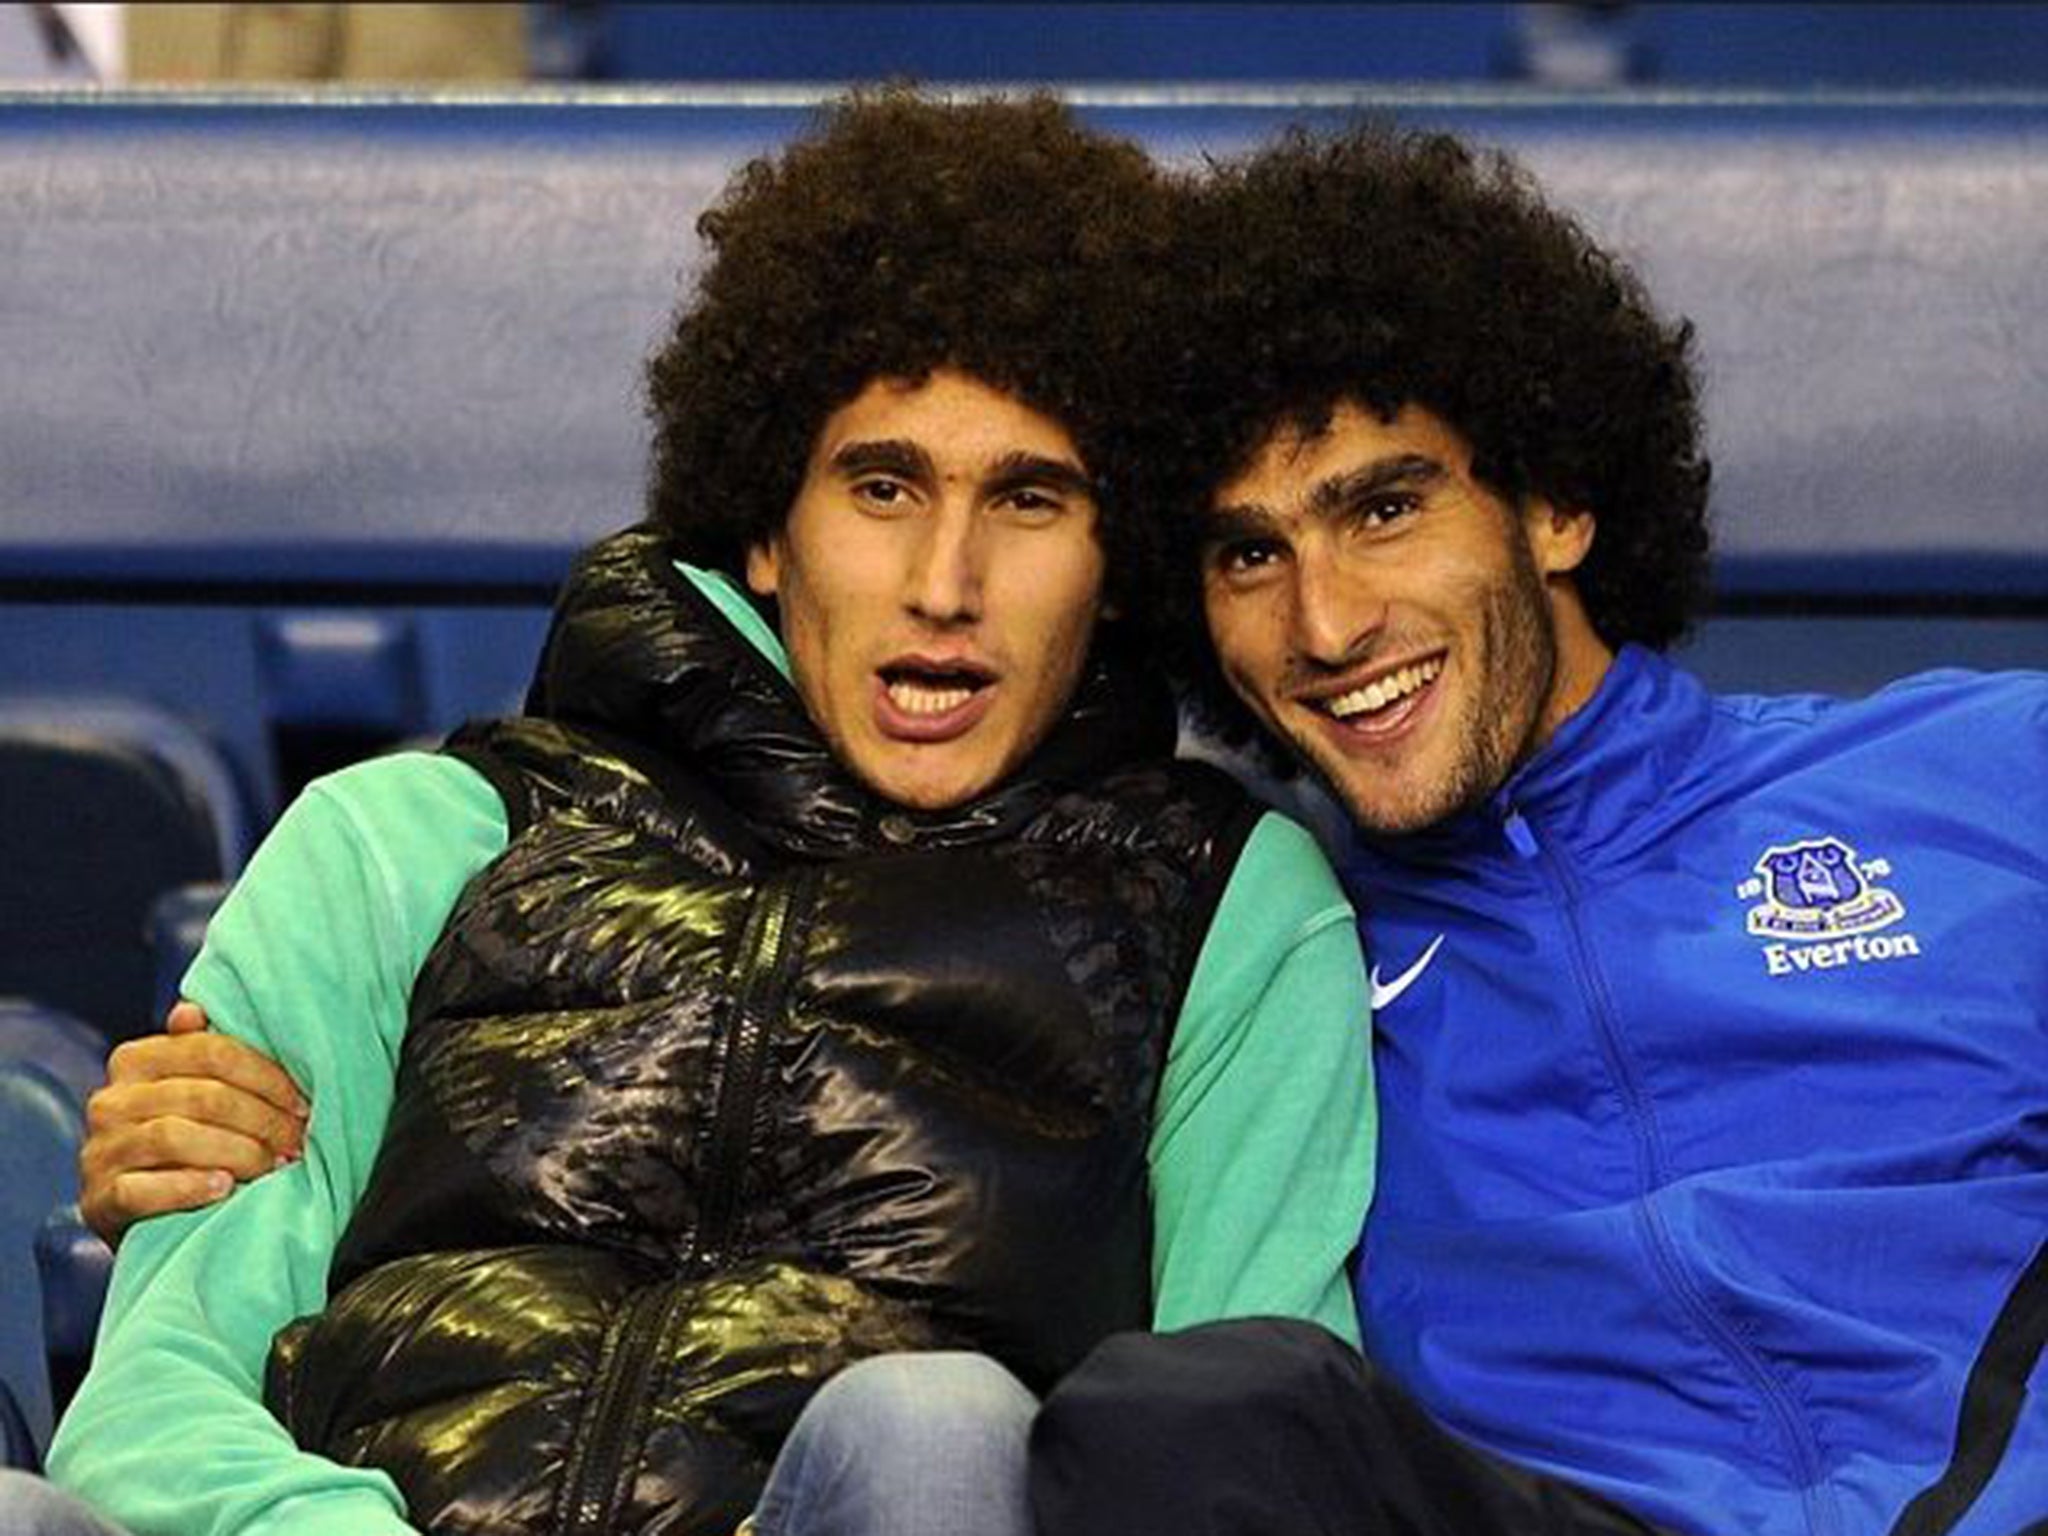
[829,438,935,483]
[1208,452,1449,537]
[825,442,1093,500]
[1199,501,1281,548]
[983,450,1095,500]
[1308,453,1447,517]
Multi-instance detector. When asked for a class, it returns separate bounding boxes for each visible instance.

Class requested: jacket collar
[524,525,1177,858]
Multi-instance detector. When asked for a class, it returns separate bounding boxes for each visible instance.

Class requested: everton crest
[1738,835,1905,941]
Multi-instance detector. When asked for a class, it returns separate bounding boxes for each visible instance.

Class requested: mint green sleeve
[1147,811,1376,1348]
[47,752,507,1536]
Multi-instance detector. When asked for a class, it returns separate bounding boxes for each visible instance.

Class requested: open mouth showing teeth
[880,665,991,716]
[1321,656,1444,721]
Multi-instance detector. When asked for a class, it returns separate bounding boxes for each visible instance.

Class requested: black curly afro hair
[644,88,1176,615]
[1141,121,1713,742]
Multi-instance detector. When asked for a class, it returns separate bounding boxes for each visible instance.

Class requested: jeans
[0,1357,1032,1536]
[749,1351,1037,1536]
[0,1474,129,1536]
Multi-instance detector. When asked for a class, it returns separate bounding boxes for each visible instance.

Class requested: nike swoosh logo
[1369,934,1445,1011]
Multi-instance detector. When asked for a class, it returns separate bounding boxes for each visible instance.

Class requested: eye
[995,485,1067,522]
[851,476,915,514]
[1345,491,1421,532]
[1208,538,1288,584]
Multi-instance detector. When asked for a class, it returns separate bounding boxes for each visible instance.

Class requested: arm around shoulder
[48,753,505,1536]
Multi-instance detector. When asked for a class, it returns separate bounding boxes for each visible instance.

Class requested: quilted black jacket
[266,527,1259,1536]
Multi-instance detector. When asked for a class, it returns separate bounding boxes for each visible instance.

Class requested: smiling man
[28,94,1374,1536]
[1034,123,2048,1536]
[1199,400,1609,840]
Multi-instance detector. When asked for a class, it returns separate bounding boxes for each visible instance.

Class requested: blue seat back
[0,1377,36,1471]
[0,1060,84,1459]
[0,1001,106,1109]
[0,1005,103,1458]
[0,700,241,1041]
[145,882,232,1022]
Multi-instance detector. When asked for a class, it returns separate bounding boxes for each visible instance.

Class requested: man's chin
[1297,744,1468,841]
[852,745,1004,814]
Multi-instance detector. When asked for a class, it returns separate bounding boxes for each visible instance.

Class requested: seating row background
[6,92,2045,800]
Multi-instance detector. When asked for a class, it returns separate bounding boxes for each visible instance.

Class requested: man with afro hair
[1034,122,2048,1536]
[36,93,1375,1536]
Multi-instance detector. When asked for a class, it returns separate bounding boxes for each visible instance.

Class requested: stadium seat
[0,999,105,1109]
[0,1060,85,1460]
[0,1003,109,1442]
[36,1206,112,1429]
[146,881,231,1022]
[0,1004,114,1429]
[0,1376,35,1471]
[0,698,248,1043]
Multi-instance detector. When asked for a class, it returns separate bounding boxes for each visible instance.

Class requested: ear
[744,538,782,598]
[1523,499,1596,580]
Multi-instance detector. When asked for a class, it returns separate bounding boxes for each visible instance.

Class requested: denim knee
[805,1351,1036,1455]
[751,1351,1037,1536]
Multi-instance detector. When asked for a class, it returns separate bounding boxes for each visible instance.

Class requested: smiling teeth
[1325,657,1443,720]
[888,680,976,715]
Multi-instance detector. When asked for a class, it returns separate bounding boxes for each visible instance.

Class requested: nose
[905,503,984,625]
[1290,544,1382,666]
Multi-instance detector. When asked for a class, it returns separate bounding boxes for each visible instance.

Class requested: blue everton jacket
[1346,646,2048,1536]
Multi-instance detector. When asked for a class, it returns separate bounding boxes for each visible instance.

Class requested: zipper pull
[1503,807,1540,860]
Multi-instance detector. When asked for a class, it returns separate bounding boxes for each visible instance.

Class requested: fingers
[76,1004,313,1246]
[85,1101,299,1179]
[165,999,210,1035]
[78,1112,286,1246]
[106,1027,309,1121]
[88,1074,306,1164]
[81,1167,235,1242]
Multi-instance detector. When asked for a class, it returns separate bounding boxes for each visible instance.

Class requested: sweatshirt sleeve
[47,752,507,1536]
[1147,811,1376,1348]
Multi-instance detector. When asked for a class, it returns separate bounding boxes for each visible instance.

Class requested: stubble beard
[1320,540,1559,841]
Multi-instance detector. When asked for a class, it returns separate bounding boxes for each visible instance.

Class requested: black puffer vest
[266,527,1259,1536]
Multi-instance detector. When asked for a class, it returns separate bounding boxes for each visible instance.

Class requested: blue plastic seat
[0,697,249,1043]
[145,881,232,1023]
[35,1204,112,1436]
[0,999,106,1110]
[0,1377,35,1471]
[0,1004,114,1437]
[0,1060,85,1462]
